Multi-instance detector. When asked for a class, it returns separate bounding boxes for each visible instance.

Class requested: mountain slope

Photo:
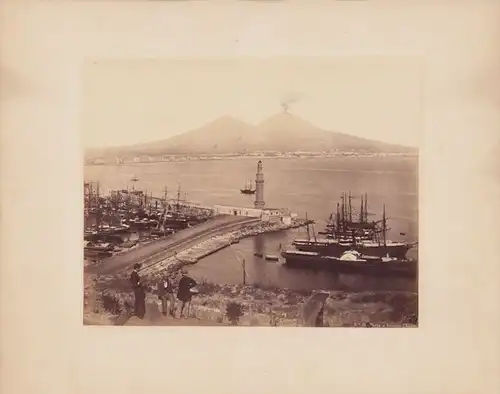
[87,113,416,157]
[124,116,257,155]
[251,112,411,153]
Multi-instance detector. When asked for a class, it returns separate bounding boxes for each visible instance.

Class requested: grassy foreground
[84,273,418,327]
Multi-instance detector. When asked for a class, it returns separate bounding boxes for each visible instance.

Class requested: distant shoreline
[85,151,419,166]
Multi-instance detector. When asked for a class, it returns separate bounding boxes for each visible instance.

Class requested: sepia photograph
[83,57,420,327]
[3,1,500,393]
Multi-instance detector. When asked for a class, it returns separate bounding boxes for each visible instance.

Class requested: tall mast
[176,184,181,211]
[382,204,387,247]
[84,182,88,210]
[343,192,347,230]
[311,218,317,242]
[96,181,101,230]
[336,202,340,231]
[340,194,345,231]
[348,191,352,223]
[163,186,168,207]
[305,212,311,241]
[366,193,369,224]
[360,194,364,224]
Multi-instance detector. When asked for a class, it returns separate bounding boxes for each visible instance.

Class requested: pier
[87,215,260,275]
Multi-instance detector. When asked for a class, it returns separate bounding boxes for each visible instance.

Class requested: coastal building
[213,205,262,218]
[212,205,294,225]
[261,208,293,225]
[254,160,265,209]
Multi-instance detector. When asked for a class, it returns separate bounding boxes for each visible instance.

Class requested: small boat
[162,214,189,230]
[264,254,279,261]
[151,228,175,237]
[240,180,256,195]
[84,241,114,257]
[119,240,138,249]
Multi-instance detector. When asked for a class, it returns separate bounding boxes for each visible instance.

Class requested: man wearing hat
[176,269,197,318]
[130,263,146,319]
[158,273,176,317]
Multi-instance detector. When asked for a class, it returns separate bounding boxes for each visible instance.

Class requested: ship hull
[162,219,189,230]
[292,241,412,259]
[84,247,113,258]
[282,252,417,277]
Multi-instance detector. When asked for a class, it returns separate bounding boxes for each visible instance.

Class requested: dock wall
[90,215,260,275]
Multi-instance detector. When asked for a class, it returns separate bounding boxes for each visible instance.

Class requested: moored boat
[282,249,417,277]
[151,228,176,237]
[292,195,416,260]
[84,240,114,257]
[292,238,414,259]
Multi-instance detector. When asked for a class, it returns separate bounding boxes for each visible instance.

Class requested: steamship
[281,250,417,277]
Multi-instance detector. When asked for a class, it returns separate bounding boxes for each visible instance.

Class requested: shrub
[101,293,123,315]
[197,278,220,294]
[226,301,244,325]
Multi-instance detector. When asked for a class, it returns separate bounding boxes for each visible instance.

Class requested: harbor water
[85,155,418,292]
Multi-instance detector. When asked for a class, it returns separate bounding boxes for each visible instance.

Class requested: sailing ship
[240,180,256,195]
[291,193,416,259]
[319,192,377,238]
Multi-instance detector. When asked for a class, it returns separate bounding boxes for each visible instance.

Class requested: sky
[82,57,422,149]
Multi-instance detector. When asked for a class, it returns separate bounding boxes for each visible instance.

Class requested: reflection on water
[254,235,265,256]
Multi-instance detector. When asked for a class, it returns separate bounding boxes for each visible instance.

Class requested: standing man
[177,269,197,319]
[158,274,176,317]
[130,263,146,319]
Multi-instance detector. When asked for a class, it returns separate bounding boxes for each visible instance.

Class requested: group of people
[129,263,198,319]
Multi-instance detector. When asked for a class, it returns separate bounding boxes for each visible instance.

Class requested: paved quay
[86,215,259,275]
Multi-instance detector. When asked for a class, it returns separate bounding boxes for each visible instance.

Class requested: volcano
[86,112,415,157]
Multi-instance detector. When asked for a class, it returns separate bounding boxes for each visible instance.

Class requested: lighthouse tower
[254,160,265,209]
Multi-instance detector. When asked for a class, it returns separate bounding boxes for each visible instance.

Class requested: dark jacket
[158,277,174,296]
[130,270,142,289]
[177,275,197,302]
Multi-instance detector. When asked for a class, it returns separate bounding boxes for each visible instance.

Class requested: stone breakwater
[84,219,307,288]
[138,218,309,278]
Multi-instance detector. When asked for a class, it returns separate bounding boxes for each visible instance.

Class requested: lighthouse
[254,160,265,209]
